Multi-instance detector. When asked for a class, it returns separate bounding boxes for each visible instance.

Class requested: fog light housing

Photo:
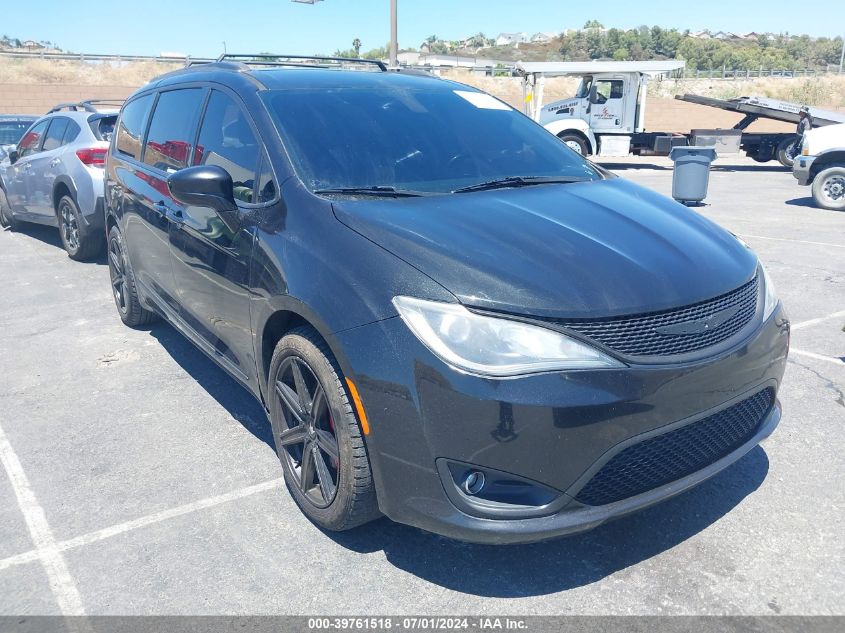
[437,459,568,519]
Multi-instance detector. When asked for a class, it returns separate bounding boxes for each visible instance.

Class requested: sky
[2,0,842,58]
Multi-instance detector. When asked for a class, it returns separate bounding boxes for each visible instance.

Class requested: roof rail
[47,99,125,114]
[214,53,388,72]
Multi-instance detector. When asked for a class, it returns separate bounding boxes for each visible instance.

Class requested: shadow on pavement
[147,323,275,449]
[6,223,107,265]
[326,447,769,597]
[785,197,816,208]
[598,162,671,171]
[138,315,770,598]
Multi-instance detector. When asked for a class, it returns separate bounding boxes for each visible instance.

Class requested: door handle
[166,207,185,225]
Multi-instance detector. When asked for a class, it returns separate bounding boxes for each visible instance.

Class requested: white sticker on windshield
[454,90,512,111]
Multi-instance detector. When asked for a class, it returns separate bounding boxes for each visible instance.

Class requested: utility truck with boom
[518,61,845,167]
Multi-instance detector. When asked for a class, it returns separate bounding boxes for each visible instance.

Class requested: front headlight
[760,263,779,321]
[393,296,623,377]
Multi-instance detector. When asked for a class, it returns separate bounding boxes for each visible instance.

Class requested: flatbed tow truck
[517,61,845,167]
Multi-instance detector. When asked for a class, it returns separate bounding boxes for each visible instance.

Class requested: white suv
[793,123,845,211]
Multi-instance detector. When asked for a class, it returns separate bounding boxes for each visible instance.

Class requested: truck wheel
[776,137,799,168]
[811,167,845,211]
[557,133,589,156]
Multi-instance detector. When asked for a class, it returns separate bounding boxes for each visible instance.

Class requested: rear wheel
[107,225,159,327]
[268,327,379,531]
[557,133,589,156]
[811,166,845,211]
[57,195,101,261]
[0,188,18,230]
[776,137,799,168]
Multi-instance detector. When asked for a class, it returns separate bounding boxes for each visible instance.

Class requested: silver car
[0,102,119,260]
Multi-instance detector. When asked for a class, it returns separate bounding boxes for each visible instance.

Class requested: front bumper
[334,306,789,544]
[793,155,816,186]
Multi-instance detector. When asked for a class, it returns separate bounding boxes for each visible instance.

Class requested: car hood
[332,178,758,318]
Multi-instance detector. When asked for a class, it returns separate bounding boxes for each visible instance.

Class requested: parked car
[0,115,38,161]
[793,123,845,211]
[0,101,119,260]
[104,56,789,544]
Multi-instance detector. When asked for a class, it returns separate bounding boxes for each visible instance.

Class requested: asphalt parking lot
[0,156,842,616]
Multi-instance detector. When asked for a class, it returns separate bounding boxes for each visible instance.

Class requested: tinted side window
[18,120,49,157]
[144,89,204,172]
[116,94,153,160]
[194,90,260,202]
[42,118,70,152]
[63,120,81,145]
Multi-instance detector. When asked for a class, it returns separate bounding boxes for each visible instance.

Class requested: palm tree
[352,38,362,57]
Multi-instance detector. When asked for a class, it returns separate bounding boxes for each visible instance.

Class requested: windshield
[0,121,33,145]
[262,84,600,194]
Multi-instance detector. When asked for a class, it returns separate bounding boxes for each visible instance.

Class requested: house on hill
[530,32,559,43]
[495,32,527,47]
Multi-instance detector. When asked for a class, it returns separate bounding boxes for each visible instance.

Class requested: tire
[776,137,799,168]
[557,133,589,156]
[811,166,845,211]
[107,225,159,327]
[268,326,380,531]
[0,188,18,230]
[57,195,102,261]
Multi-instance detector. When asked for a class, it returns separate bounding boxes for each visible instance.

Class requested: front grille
[553,274,759,358]
[574,388,774,507]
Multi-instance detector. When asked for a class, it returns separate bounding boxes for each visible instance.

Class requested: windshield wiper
[452,176,592,194]
[314,186,429,198]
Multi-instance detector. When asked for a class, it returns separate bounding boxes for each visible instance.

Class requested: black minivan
[104,55,789,544]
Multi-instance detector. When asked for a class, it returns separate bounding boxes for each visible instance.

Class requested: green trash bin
[669,146,718,205]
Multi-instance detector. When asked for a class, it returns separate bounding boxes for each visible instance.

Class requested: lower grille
[574,388,774,507]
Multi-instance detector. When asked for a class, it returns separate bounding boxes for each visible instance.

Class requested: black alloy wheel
[268,327,380,531]
[275,356,341,508]
[106,225,158,327]
[59,198,80,253]
[108,234,129,316]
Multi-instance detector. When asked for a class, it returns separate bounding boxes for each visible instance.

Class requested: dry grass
[1,58,842,110]
[648,76,845,108]
[444,69,845,110]
[0,58,182,85]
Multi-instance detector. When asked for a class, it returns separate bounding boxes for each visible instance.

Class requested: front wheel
[268,327,380,531]
[811,166,845,211]
[557,133,589,156]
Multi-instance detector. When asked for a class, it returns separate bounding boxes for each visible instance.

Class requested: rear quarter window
[116,95,153,160]
[90,115,117,142]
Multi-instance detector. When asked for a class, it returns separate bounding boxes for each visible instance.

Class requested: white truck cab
[793,123,845,211]
[518,61,684,157]
[539,72,644,155]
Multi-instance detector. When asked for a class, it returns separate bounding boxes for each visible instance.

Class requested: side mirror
[167,165,240,232]
[9,150,18,164]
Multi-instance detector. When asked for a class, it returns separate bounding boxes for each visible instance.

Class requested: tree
[352,38,362,57]
[583,20,604,29]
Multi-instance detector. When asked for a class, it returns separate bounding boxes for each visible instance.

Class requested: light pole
[293,0,399,67]
[839,36,844,74]
[389,0,398,68]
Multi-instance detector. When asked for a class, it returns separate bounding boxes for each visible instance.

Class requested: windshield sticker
[454,91,512,111]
